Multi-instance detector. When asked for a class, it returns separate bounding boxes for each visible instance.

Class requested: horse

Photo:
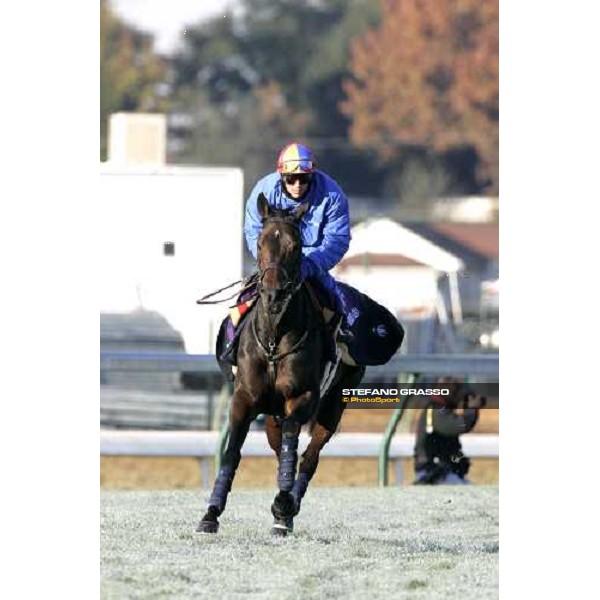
[196,192,365,536]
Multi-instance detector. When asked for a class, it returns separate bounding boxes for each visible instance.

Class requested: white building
[99,164,244,354]
[333,218,464,321]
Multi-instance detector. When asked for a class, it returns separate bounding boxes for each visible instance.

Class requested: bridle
[255,215,302,303]
[257,262,298,299]
[252,217,315,368]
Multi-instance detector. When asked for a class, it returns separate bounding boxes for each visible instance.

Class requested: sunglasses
[283,173,312,185]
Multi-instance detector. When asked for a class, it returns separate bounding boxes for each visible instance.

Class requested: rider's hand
[464,393,486,409]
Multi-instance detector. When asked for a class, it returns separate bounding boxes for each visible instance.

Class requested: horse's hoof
[196,519,219,534]
[271,491,296,520]
[271,525,288,537]
[196,506,221,534]
[271,517,293,536]
[196,506,219,533]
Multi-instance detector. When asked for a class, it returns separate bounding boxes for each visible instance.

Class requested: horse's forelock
[264,207,294,221]
[259,212,301,269]
[261,210,301,239]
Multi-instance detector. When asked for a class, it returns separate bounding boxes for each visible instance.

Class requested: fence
[100,352,499,486]
[100,352,499,377]
[100,429,498,488]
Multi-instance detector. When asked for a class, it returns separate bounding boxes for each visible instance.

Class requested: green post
[378,373,416,487]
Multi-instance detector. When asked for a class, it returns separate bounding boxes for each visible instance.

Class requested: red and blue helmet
[276,142,317,174]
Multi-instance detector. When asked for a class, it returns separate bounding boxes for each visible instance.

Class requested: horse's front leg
[196,390,253,534]
[271,389,314,536]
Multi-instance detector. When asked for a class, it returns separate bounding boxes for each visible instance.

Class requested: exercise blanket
[215,279,404,382]
[335,282,404,366]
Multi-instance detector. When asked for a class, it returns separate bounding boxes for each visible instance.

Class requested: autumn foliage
[342,0,498,192]
[100,0,168,159]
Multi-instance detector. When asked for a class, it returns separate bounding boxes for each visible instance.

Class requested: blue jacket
[244,171,351,297]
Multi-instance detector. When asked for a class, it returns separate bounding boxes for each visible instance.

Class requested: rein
[251,280,311,366]
[196,276,255,305]
[257,262,297,295]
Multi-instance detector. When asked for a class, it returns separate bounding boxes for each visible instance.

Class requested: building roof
[430,223,499,259]
[401,222,498,276]
[338,253,426,270]
[344,218,463,273]
[100,310,184,345]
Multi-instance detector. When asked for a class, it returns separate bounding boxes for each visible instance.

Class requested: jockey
[244,141,349,311]
[216,142,403,375]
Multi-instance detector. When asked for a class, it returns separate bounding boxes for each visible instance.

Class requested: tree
[341,0,498,195]
[100,0,168,159]
[171,81,312,190]
[168,0,384,195]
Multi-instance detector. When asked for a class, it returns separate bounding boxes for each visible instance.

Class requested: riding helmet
[276,143,317,174]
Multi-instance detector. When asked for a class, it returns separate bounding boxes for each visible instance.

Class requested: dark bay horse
[196,192,364,536]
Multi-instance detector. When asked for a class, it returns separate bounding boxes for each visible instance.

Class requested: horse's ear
[257,193,270,220]
[291,201,310,222]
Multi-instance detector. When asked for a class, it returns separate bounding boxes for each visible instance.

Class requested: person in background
[413,380,486,485]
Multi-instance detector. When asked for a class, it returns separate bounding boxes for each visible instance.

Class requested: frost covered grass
[101,487,498,599]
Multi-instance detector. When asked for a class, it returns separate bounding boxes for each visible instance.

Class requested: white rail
[100,429,498,486]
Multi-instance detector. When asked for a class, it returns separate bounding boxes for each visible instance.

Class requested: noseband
[257,262,298,295]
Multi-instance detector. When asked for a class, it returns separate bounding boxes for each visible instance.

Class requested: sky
[110,0,239,54]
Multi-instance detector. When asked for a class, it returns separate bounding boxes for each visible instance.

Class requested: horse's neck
[255,287,310,340]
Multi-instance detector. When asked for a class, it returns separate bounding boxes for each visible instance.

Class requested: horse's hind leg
[196,390,253,534]
[292,365,366,516]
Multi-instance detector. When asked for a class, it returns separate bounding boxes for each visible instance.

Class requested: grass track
[101,487,498,599]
